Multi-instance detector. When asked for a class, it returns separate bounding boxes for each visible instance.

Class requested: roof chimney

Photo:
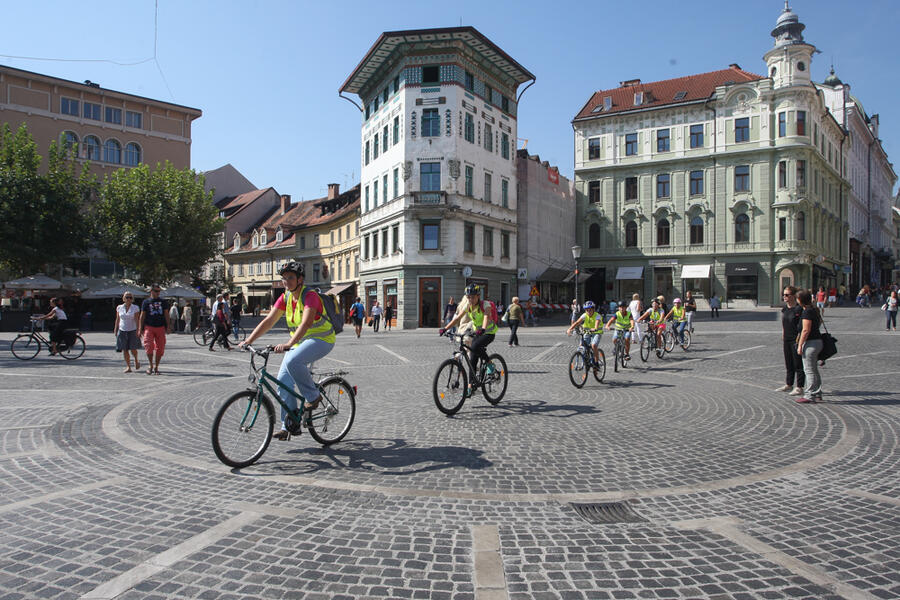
[620,78,641,87]
[729,63,741,70]
[280,194,291,215]
[327,183,340,200]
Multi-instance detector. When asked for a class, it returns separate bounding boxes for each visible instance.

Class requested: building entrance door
[419,277,441,328]
[654,267,673,300]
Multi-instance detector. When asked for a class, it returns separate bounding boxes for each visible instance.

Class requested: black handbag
[819,319,838,361]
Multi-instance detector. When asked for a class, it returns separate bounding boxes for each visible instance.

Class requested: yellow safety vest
[581,311,600,331]
[467,301,498,335]
[282,288,336,346]
[672,306,686,322]
[649,309,662,323]
[615,311,632,330]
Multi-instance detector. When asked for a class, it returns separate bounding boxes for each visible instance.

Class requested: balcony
[411,191,447,205]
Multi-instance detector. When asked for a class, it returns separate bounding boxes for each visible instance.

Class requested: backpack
[484,300,499,325]
[314,290,344,335]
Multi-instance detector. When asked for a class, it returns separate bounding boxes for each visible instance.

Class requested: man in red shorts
[138,284,172,375]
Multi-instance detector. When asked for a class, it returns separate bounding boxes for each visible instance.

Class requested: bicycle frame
[445,333,484,386]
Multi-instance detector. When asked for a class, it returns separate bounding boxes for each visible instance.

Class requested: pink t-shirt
[816,291,826,302]
[274,289,323,319]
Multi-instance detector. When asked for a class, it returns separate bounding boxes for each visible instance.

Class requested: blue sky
[2,0,897,199]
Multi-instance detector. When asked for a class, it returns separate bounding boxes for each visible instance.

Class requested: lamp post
[571,245,582,312]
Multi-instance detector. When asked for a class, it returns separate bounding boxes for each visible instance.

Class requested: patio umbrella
[81,283,150,299]
[3,273,63,290]
[161,284,206,300]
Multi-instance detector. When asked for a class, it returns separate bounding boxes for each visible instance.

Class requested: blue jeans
[276,337,334,428]
[672,321,687,343]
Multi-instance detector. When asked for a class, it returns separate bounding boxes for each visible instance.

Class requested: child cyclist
[566,300,603,373]
[605,301,635,360]
[665,298,688,345]
[440,284,498,393]
[637,298,666,349]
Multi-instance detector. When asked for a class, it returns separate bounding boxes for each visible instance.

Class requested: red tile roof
[573,66,763,121]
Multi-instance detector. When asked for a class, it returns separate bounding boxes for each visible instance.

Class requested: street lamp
[571,245,582,311]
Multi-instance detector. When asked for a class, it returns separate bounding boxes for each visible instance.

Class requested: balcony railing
[411,191,447,205]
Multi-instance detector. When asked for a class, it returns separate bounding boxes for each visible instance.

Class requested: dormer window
[276,228,283,243]
[634,92,643,106]
[603,96,612,111]
[252,233,259,248]
[233,234,240,251]
[260,231,267,246]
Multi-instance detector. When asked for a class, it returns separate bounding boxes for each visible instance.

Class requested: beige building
[0,64,200,178]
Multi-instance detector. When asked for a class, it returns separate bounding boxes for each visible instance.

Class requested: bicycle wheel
[639,335,651,362]
[307,376,356,445]
[433,358,467,415]
[193,327,207,346]
[59,334,85,360]
[655,341,666,359]
[482,354,508,405]
[568,351,588,388]
[664,330,676,353]
[211,390,275,468]
[593,349,606,382]
[681,330,692,350]
[10,334,40,360]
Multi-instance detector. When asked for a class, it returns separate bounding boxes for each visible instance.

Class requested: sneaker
[775,384,792,392]
[789,387,803,396]
[794,397,814,403]
[273,429,291,441]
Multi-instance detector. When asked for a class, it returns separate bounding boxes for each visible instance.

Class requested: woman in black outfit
[795,289,823,403]
[777,286,805,396]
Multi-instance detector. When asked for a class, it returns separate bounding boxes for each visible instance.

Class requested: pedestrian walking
[209,295,232,351]
[883,290,898,331]
[776,286,805,396]
[709,293,721,318]
[795,289,824,403]
[816,286,827,316]
[36,297,67,356]
[827,285,837,307]
[230,297,242,335]
[114,292,141,372]
[443,297,457,327]
[684,290,697,332]
[627,293,643,344]
[371,300,383,332]
[507,296,524,346]
[349,297,366,338]
[570,298,580,324]
[138,285,171,375]
[169,302,181,333]
[383,301,394,331]
[838,283,846,305]
[182,303,193,333]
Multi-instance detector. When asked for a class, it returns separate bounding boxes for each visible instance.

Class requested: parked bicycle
[433,331,508,415]
[11,319,85,360]
[567,326,606,388]
[211,345,357,468]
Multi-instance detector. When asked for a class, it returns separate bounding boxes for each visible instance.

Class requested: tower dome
[823,67,843,87]
[771,1,806,47]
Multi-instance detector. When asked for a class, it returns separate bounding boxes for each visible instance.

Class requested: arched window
[275,228,283,243]
[735,213,750,243]
[83,135,101,161]
[260,231,267,246]
[797,211,806,241]
[252,233,259,248]
[61,131,78,152]
[103,139,121,164]
[124,142,141,166]
[625,220,638,247]
[588,223,601,248]
[656,218,670,246]
[690,216,704,245]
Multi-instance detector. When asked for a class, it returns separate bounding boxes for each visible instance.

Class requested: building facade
[572,4,850,306]
[341,27,534,327]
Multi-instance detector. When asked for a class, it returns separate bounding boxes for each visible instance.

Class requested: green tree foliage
[95,161,224,285]
[0,123,94,274]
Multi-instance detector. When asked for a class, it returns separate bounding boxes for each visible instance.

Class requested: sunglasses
[783,293,794,297]
[124,296,133,299]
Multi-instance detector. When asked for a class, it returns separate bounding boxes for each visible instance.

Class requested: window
[734,165,750,192]
[373,133,379,158]
[734,213,750,242]
[588,138,601,159]
[690,216,704,244]
[656,129,670,152]
[588,180,600,203]
[464,223,475,253]
[420,162,441,191]
[483,227,493,256]
[778,112,786,137]
[364,185,369,212]
[313,264,320,281]
[300,235,306,249]
[735,117,749,142]
[657,218,670,246]
[484,172,492,202]
[422,222,440,250]
[778,217,787,241]
[383,87,389,104]
[501,231,510,258]
[382,227,389,255]
[501,133,509,159]
[103,139,121,163]
[393,116,399,144]
[276,229,283,243]
[83,102,101,120]
[464,113,474,143]
[690,170,704,195]
[372,231,378,257]
[797,211,806,240]
[502,96,509,112]
[393,168,399,198]
[588,223,600,248]
[625,133,637,156]
[392,224,399,253]
[363,235,369,259]
[383,126,389,152]
[797,111,806,136]
[330,231,334,246]
[797,160,806,187]
[656,173,670,198]
[314,234,320,247]
[422,65,439,85]
[625,220,638,247]
[422,109,440,137]
[778,161,787,188]
[383,174,388,204]
[393,75,400,93]
[365,141,370,165]
[465,165,473,196]
[501,179,509,208]
[373,180,378,208]
[126,110,142,128]
[484,123,493,151]
[61,131,78,151]
[105,107,122,125]
[83,135,100,160]
[61,98,79,116]
[690,124,704,148]
[465,71,474,92]
[484,84,493,104]
[124,142,141,166]
[625,176,637,201]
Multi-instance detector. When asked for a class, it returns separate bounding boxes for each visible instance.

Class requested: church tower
[763,1,817,89]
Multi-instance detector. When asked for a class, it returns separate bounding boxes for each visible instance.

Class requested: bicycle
[228,323,247,343]
[568,326,606,388]
[11,319,85,360]
[608,327,631,372]
[639,324,666,362]
[433,331,508,415]
[193,319,234,348]
[211,345,357,468]
[664,322,692,351]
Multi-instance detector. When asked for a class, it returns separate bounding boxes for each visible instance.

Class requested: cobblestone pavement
[0,307,897,599]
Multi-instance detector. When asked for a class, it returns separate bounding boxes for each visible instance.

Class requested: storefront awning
[681,264,711,279]
[536,267,571,283]
[323,282,355,296]
[725,263,758,276]
[615,266,644,280]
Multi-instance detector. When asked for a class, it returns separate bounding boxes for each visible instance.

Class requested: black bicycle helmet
[618,301,628,308]
[279,260,304,277]
[464,283,481,296]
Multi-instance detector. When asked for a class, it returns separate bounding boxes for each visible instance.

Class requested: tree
[95,161,224,285]
[0,123,94,274]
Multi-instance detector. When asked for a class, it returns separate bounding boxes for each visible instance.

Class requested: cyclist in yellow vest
[637,298,666,349]
[566,300,603,371]
[241,261,335,440]
[604,301,635,360]
[664,298,688,345]
[440,284,498,390]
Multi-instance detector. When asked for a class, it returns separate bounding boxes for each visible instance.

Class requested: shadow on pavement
[451,400,603,421]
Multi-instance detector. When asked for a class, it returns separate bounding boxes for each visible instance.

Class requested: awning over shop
[615,266,644,280]
[725,263,758,276]
[323,282,355,296]
[681,264,711,279]
[536,267,571,283]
